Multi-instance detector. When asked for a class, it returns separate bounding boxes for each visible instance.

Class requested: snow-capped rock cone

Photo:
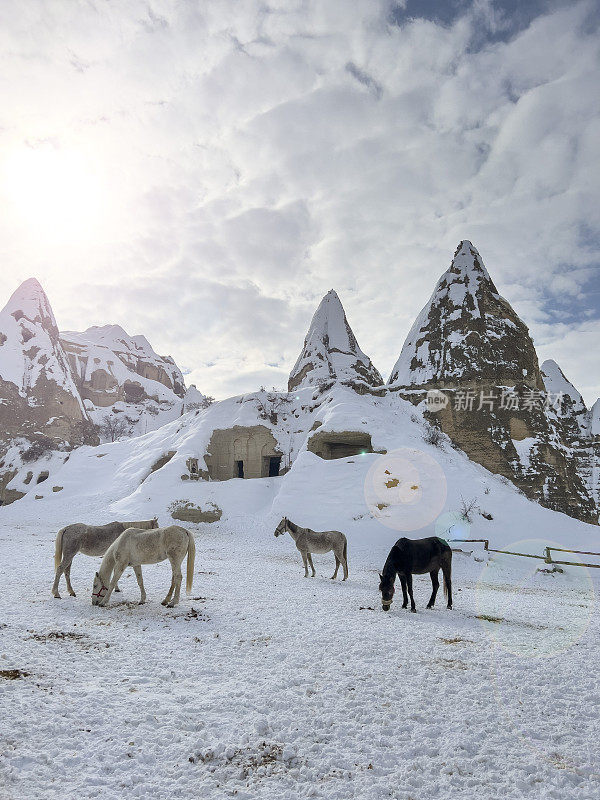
[389,240,542,389]
[389,242,597,524]
[0,278,96,502]
[288,290,383,394]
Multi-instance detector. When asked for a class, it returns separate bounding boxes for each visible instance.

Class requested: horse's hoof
[166,601,176,608]
[410,608,417,613]
[138,600,146,605]
[114,587,121,593]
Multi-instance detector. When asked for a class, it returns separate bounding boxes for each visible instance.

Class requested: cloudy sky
[0,0,599,403]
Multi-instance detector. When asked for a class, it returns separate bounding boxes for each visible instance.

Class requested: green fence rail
[449,539,600,569]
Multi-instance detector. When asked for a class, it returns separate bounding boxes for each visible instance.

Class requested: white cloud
[0,0,598,403]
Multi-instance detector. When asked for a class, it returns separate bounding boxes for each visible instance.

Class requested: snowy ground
[1,513,598,800]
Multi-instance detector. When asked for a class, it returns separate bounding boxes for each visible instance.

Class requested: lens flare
[364,447,447,531]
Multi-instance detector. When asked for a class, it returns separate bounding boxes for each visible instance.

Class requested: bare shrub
[185,396,215,412]
[99,416,132,442]
[459,495,480,523]
[423,423,444,448]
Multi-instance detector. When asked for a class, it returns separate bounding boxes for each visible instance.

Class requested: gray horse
[52,517,158,598]
[274,517,348,580]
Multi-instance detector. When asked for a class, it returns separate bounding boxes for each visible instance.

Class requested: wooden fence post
[544,547,552,564]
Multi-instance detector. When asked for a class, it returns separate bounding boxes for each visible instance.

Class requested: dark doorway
[267,456,281,477]
[235,460,244,478]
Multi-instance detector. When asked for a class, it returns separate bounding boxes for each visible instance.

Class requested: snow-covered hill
[0,279,206,504]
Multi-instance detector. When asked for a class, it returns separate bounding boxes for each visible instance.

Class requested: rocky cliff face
[61,325,185,406]
[289,290,383,393]
[591,400,600,509]
[60,325,190,438]
[389,242,597,524]
[0,279,197,504]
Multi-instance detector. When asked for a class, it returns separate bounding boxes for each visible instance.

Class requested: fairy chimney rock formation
[388,242,596,523]
[389,240,543,390]
[288,289,383,393]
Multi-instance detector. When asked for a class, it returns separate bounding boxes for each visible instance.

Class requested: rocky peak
[60,324,186,400]
[3,277,57,329]
[0,278,95,503]
[540,359,589,434]
[389,240,543,390]
[288,289,383,393]
[0,278,80,401]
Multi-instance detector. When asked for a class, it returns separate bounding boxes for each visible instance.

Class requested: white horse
[274,517,349,580]
[91,525,195,608]
[52,518,159,598]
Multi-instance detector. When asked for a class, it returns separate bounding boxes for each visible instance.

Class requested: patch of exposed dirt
[27,630,110,650]
[0,668,29,680]
[439,636,474,645]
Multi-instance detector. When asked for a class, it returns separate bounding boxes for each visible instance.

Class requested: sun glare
[2,145,104,245]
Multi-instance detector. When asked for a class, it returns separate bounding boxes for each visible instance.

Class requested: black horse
[378,537,452,612]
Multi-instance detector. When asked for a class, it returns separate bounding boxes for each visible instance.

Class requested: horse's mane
[286,518,299,534]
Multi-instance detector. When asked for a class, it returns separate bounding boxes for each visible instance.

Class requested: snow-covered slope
[389,240,541,389]
[289,290,383,393]
[60,324,191,438]
[4,381,598,551]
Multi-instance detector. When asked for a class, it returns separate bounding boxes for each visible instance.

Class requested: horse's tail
[186,530,196,593]
[54,528,64,569]
[343,537,348,566]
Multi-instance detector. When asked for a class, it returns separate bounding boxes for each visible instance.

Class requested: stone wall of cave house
[204,426,283,480]
[398,382,597,524]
